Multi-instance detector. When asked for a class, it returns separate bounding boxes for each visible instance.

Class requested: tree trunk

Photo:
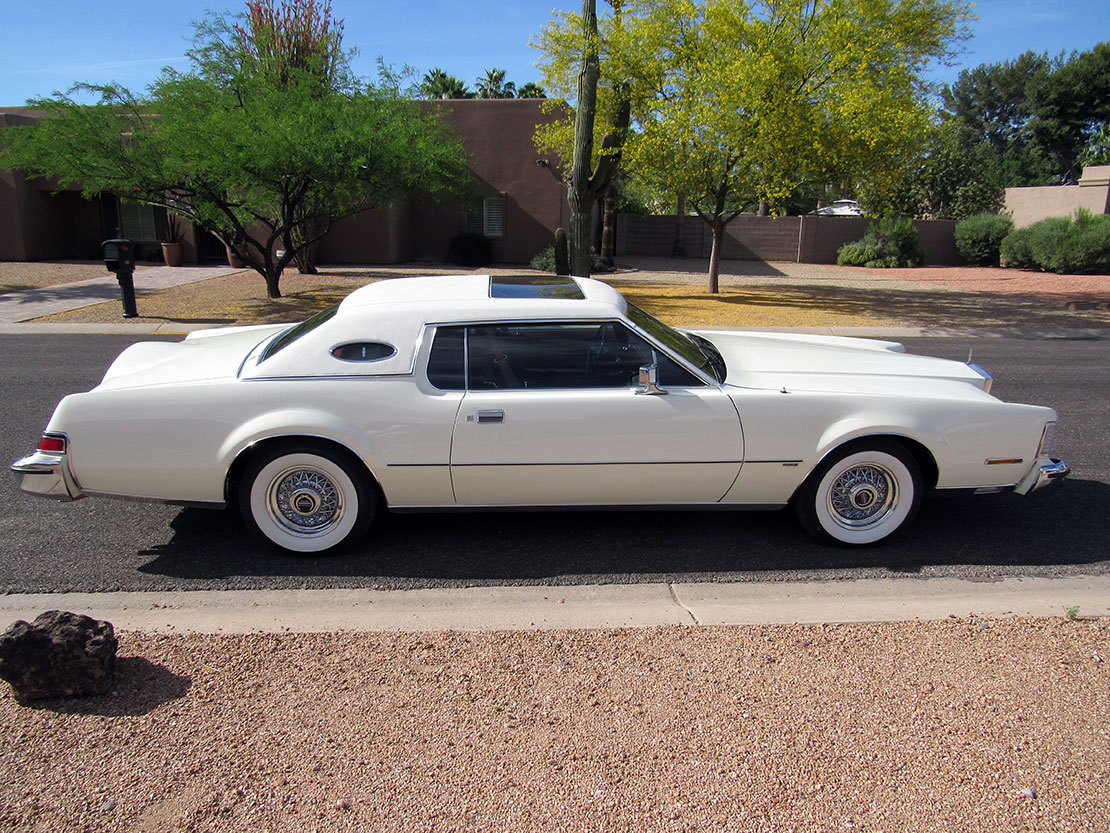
[707,222,723,294]
[294,243,319,274]
[672,195,687,258]
[264,270,283,299]
[600,182,616,267]
[569,0,600,277]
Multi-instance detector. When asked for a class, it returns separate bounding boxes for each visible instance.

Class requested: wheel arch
[225,434,384,505]
[796,432,939,501]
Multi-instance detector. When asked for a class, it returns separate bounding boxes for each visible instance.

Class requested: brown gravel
[2,617,1108,832]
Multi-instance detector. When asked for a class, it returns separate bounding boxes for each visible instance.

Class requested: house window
[466,195,504,238]
[118,199,158,241]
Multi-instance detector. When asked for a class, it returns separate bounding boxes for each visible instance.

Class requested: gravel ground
[2,618,1107,832]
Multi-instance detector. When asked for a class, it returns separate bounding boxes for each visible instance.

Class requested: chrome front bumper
[1014,456,1069,496]
[10,451,85,501]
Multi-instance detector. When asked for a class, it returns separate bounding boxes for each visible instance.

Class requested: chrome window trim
[420,317,718,392]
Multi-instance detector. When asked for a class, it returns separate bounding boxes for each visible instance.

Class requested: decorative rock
[0,611,118,704]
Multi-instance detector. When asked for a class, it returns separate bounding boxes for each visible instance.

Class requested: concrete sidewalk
[2,574,1107,634]
[0,265,246,323]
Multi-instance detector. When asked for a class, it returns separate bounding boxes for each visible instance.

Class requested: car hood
[95,324,289,390]
[691,330,992,395]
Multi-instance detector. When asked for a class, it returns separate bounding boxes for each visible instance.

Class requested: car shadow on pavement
[136,479,1110,586]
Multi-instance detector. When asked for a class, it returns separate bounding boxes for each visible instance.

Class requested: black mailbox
[102,238,135,273]
[101,238,138,318]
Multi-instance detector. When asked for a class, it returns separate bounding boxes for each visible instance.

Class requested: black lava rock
[0,610,118,704]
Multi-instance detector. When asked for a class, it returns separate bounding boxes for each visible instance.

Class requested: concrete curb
[2,575,1106,634]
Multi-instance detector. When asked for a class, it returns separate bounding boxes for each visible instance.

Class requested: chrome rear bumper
[10,451,84,501]
[1014,457,1069,496]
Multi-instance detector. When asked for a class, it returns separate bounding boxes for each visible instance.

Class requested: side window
[465,322,704,390]
[427,326,466,390]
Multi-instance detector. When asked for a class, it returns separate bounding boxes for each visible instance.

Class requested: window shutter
[484,196,504,237]
[119,200,158,241]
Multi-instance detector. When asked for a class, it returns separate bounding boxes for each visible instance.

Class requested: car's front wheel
[794,441,923,546]
[239,444,376,555]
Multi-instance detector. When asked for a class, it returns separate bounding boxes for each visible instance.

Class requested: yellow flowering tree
[623,0,972,292]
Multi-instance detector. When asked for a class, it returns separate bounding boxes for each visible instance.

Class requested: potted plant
[161,214,185,267]
[225,234,247,268]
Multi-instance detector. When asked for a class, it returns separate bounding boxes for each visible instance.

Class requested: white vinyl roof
[242,274,629,379]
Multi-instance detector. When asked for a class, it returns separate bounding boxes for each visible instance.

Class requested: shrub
[446,231,493,267]
[529,246,611,274]
[955,213,1014,266]
[999,225,1037,270]
[836,217,923,268]
[1000,211,1110,274]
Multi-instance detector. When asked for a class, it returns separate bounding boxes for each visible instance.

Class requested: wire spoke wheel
[795,442,923,546]
[240,445,376,555]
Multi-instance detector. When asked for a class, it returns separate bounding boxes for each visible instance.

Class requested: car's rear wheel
[794,441,923,546]
[239,444,376,555]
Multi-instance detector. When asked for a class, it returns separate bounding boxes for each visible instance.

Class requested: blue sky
[0,0,1106,105]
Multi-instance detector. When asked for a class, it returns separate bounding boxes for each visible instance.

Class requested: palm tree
[517,81,547,99]
[475,68,516,99]
[419,68,473,99]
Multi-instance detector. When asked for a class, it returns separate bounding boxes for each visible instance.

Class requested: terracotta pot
[161,242,184,267]
[226,246,246,268]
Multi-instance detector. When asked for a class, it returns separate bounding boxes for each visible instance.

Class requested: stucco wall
[1005,166,1110,228]
[315,100,565,265]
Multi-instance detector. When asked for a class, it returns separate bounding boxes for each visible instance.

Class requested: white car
[813,199,864,216]
[12,274,1067,553]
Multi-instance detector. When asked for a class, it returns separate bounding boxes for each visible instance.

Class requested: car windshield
[625,303,726,382]
[262,304,339,360]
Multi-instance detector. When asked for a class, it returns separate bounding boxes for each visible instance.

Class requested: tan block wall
[1005,166,1110,228]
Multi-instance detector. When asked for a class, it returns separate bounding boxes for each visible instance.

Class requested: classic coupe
[12,274,1068,553]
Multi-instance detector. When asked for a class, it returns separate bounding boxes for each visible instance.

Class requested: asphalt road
[1,333,1107,594]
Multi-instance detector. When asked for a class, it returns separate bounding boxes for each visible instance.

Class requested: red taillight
[37,435,66,453]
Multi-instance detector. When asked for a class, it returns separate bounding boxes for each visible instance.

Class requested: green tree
[475,68,517,99]
[890,120,1004,220]
[942,43,1110,186]
[418,68,474,99]
[1028,42,1110,183]
[622,0,971,292]
[517,82,547,99]
[0,1,470,299]
[941,51,1051,153]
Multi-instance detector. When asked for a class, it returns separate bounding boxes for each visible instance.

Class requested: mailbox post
[101,239,138,318]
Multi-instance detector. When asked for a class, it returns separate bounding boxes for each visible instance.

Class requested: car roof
[244,274,628,379]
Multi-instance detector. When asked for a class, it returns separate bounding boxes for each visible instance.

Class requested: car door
[439,321,744,506]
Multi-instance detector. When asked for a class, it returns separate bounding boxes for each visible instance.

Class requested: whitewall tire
[794,441,923,546]
[240,444,376,555]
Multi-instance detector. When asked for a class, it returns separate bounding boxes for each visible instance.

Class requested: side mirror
[636,363,667,395]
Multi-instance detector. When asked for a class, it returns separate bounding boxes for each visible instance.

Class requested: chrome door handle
[475,409,505,424]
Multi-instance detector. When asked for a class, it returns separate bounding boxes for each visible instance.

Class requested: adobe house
[0,100,568,265]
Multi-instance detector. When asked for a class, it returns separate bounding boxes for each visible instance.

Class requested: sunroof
[489,275,585,300]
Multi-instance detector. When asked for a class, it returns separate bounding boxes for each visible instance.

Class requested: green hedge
[836,217,923,268]
[955,213,1014,266]
[1000,211,1110,274]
